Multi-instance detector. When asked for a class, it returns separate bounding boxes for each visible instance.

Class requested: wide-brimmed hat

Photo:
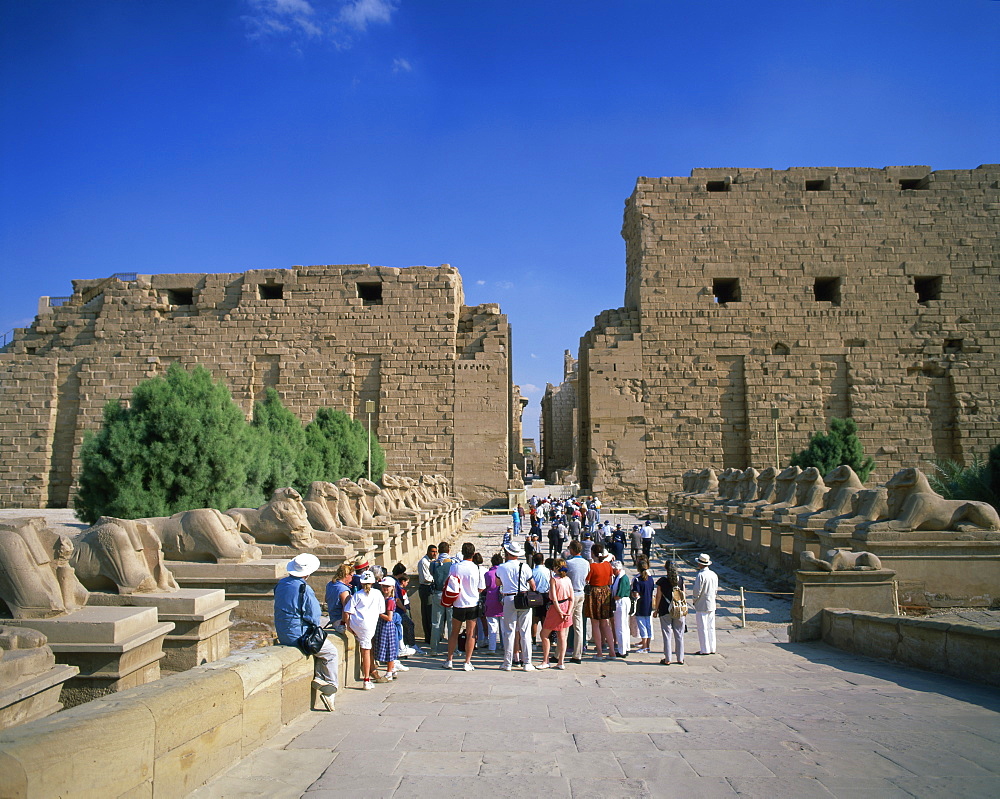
[503,541,523,557]
[696,553,712,566]
[358,570,376,584]
[354,560,370,571]
[378,576,396,588]
[287,553,320,577]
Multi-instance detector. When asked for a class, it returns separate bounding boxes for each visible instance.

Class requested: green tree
[249,388,318,498]
[927,453,999,511]
[302,407,386,485]
[75,364,260,524]
[789,417,875,482]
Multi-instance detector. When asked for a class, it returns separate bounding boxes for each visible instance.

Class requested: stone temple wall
[540,351,578,480]
[0,264,512,508]
[580,164,1000,503]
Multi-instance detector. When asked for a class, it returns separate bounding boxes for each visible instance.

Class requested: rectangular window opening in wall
[899,176,930,191]
[944,339,964,354]
[357,282,383,305]
[706,180,729,192]
[258,283,284,300]
[914,276,942,304]
[713,278,741,304]
[805,179,830,191]
[167,288,194,306]
[814,276,842,304]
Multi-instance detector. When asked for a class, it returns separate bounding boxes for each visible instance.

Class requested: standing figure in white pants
[495,541,536,671]
[691,553,718,655]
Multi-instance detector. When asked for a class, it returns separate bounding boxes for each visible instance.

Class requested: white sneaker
[443,660,453,669]
[363,679,373,690]
[501,664,512,671]
[394,662,410,672]
[463,662,475,672]
[523,663,536,671]
[536,663,550,670]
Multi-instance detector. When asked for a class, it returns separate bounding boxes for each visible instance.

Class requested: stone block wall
[0,265,513,508]
[540,351,578,479]
[822,609,1000,688]
[0,644,315,798]
[580,165,1000,502]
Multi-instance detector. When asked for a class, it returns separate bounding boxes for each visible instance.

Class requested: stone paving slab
[198,511,1000,798]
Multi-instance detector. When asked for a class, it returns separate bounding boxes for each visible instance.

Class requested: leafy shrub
[301,407,385,486]
[250,388,317,498]
[75,366,387,523]
[789,417,875,482]
[927,454,999,510]
[75,364,261,524]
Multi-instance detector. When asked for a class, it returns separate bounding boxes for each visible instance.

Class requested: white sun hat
[287,553,320,577]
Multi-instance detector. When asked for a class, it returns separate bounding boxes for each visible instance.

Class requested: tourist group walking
[275,500,721,706]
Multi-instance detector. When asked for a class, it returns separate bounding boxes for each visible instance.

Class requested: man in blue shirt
[565,540,590,664]
[429,542,457,655]
[274,553,338,711]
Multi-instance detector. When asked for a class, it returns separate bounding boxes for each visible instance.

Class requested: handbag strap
[297,580,307,617]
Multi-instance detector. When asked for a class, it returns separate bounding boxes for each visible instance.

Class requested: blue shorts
[636,616,652,638]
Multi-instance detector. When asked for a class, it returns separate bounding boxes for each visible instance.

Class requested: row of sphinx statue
[673,464,1000,536]
[0,474,460,619]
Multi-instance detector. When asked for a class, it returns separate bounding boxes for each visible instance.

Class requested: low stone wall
[821,609,1000,688]
[0,640,338,798]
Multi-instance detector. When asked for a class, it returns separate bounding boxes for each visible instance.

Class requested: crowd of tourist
[408,503,720,672]
[274,495,720,708]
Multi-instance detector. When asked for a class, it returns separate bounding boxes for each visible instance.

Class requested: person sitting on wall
[274,553,338,711]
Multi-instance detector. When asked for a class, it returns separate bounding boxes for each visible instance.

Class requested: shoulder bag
[295,582,328,655]
[514,563,546,609]
[669,585,689,620]
[441,572,461,608]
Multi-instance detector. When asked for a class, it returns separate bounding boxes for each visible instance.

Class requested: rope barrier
[647,533,794,627]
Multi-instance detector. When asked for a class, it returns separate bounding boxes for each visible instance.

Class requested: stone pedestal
[0,627,78,730]
[86,589,237,672]
[791,525,823,562]
[791,568,897,642]
[5,606,174,707]
[507,488,527,511]
[168,559,287,624]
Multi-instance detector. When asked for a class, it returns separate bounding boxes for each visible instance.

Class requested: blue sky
[2,1,998,440]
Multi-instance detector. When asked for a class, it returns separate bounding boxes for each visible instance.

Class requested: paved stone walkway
[195,512,1000,798]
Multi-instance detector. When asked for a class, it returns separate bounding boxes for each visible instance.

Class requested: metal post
[740,586,746,628]
[771,406,780,468]
[365,400,376,481]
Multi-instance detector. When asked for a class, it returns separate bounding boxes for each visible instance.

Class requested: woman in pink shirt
[538,559,573,669]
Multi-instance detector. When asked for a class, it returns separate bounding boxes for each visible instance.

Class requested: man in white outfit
[444,542,486,671]
[610,560,631,659]
[691,553,719,654]
[496,540,536,671]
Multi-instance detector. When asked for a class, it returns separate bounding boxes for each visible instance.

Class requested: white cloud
[339,0,397,31]
[530,353,538,359]
[392,57,412,73]
[243,0,322,40]
[495,280,514,290]
[242,0,397,46]
[475,279,486,286]
[521,384,541,396]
